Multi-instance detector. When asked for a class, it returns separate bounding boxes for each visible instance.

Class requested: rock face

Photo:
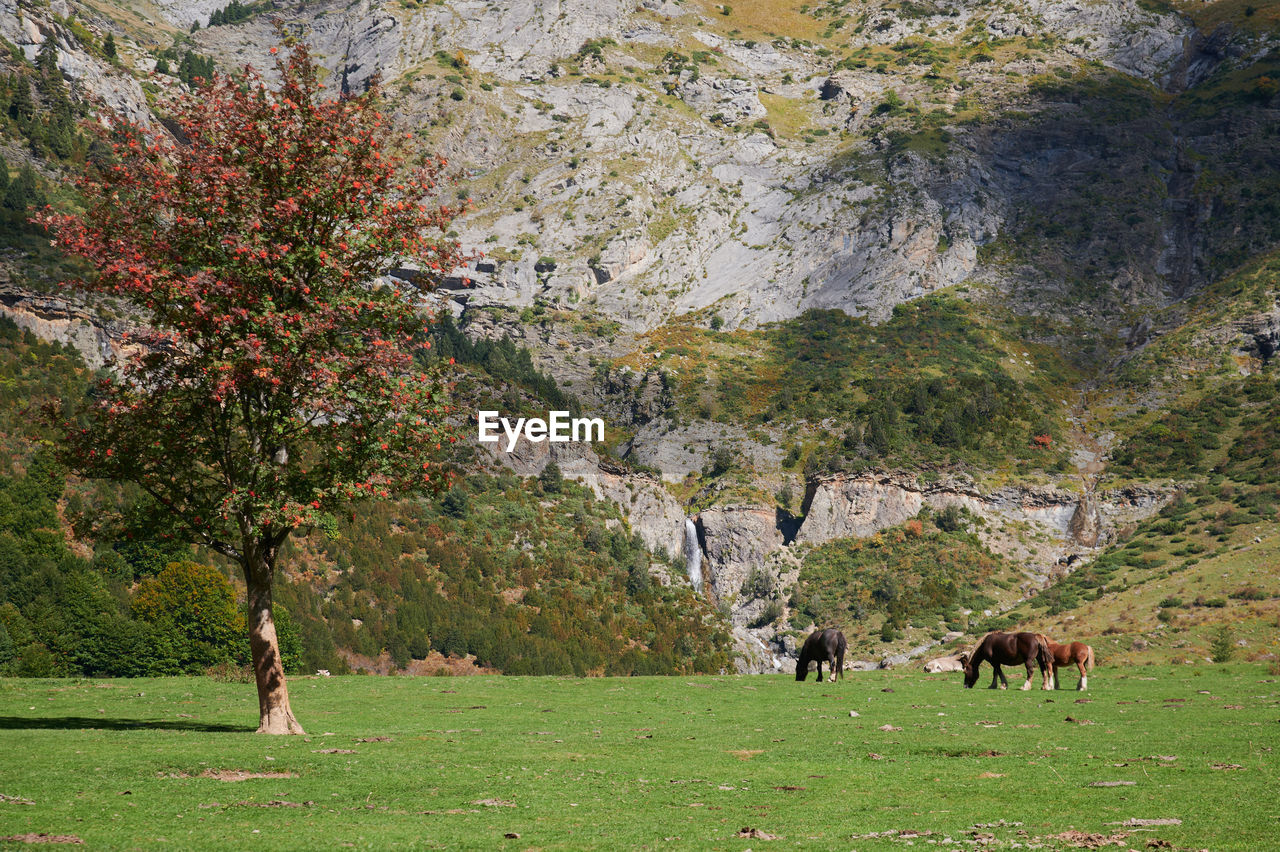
[474,430,689,561]
[676,74,766,125]
[132,0,1274,339]
[695,506,784,605]
[796,473,1085,545]
[1235,309,1280,365]
[0,3,150,125]
[0,284,135,370]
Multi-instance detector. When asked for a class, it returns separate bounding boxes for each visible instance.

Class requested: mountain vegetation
[0,0,1277,677]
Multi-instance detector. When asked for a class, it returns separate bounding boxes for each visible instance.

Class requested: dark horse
[1040,636,1095,691]
[960,631,1054,690]
[796,628,846,683]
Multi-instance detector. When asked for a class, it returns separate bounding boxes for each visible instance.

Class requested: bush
[131,562,246,673]
[1209,626,1235,663]
[749,599,782,628]
[740,565,774,600]
[539,462,563,494]
[935,504,964,532]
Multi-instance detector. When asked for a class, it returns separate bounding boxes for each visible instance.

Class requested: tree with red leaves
[37,43,463,733]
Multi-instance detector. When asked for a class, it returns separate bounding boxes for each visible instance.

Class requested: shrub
[131,562,246,673]
[1209,626,1235,663]
[750,599,782,628]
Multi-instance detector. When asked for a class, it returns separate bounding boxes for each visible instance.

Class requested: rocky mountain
[2,0,1278,672]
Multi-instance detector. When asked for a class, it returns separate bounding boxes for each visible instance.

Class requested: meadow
[1,666,1276,850]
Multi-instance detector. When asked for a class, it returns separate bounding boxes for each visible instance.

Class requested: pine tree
[8,77,34,123]
[36,40,58,79]
[3,164,41,212]
[103,33,117,60]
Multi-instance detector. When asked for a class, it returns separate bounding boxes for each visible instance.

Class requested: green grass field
[2,667,1277,849]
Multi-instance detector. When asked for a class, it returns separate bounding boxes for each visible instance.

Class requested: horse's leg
[1077,660,1087,691]
[1021,658,1034,691]
[991,663,1005,689]
[826,653,837,683]
[1053,663,1061,690]
[815,658,823,682]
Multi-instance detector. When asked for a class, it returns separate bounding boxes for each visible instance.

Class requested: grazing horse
[960,631,1054,690]
[796,628,847,683]
[1039,636,1095,690]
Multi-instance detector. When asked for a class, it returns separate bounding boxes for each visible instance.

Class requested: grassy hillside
[0,318,730,679]
[1,667,1277,849]
[617,296,1077,476]
[276,472,730,677]
[787,514,1027,654]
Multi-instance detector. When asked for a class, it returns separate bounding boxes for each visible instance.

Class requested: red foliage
[35,43,463,559]
[1031,433,1053,449]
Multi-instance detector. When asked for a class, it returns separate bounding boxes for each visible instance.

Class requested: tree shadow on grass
[0,716,249,733]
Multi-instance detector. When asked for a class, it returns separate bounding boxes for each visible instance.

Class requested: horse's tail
[1084,644,1095,672]
[1035,634,1053,671]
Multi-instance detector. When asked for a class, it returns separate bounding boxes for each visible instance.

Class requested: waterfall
[683,517,703,593]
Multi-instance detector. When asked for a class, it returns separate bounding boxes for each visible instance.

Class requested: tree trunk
[245,549,305,735]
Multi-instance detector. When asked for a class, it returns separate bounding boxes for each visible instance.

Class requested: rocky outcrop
[1067,490,1102,548]
[152,0,1261,337]
[473,429,688,560]
[1235,309,1280,365]
[676,74,766,125]
[798,473,1083,544]
[1096,484,1178,535]
[799,472,1173,550]
[695,505,783,605]
[0,2,151,125]
[0,283,135,369]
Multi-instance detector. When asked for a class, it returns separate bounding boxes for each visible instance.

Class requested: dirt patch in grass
[0,835,84,845]
[201,800,313,809]
[1048,830,1129,848]
[165,769,299,782]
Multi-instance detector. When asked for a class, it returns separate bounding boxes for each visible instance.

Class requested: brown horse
[960,631,1054,690]
[796,628,846,683]
[1038,636,1095,690]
